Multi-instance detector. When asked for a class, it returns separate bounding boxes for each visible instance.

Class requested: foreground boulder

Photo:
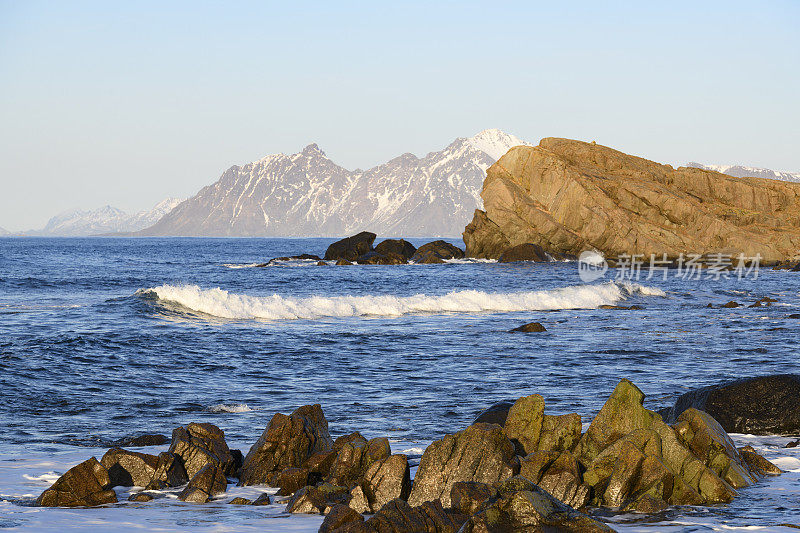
[325,498,460,533]
[660,375,800,435]
[463,137,800,261]
[408,423,516,508]
[100,448,159,487]
[460,476,613,533]
[168,422,237,479]
[239,404,333,486]
[37,457,117,507]
[178,463,228,503]
[324,232,377,262]
[410,240,465,263]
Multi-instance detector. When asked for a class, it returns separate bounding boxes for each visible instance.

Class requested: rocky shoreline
[34,378,791,532]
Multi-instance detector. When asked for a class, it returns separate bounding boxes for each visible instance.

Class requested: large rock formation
[464,138,800,262]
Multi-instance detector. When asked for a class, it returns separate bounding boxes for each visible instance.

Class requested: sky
[0,1,798,231]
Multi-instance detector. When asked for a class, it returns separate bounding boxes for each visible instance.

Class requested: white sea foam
[137,281,665,321]
[207,403,255,413]
[222,263,264,269]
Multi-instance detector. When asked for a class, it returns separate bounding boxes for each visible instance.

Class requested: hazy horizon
[1,0,798,231]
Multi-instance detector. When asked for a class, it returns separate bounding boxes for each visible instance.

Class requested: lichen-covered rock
[169,422,236,479]
[539,413,582,453]
[738,445,782,476]
[286,483,349,514]
[228,497,252,505]
[36,457,117,507]
[320,503,365,533]
[145,452,188,490]
[100,448,159,487]
[276,466,310,496]
[408,423,516,508]
[177,463,228,503]
[503,394,545,456]
[463,137,800,262]
[326,434,390,488]
[360,454,411,512]
[356,498,460,533]
[536,451,591,509]
[459,476,614,533]
[239,404,333,486]
[128,492,155,502]
[449,481,497,516]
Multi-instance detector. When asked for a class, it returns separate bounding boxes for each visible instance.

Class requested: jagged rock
[324,232,376,262]
[498,243,550,262]
[348,485,370,513]
[509,322,546,333]
[460,476,614,533]
[738,445,781,476]
[575,379,660,464]
[239,404,333,486]
[463,137,800,262]
[410,241,465,263]
[375,239,417,261]
[228,497,252,505]
[503,394,545,456]
[407,423,516,507]
[145,452,188,489]
[536,451,591,509]
[538,413,582,453]
[112,434,168,447]
[320,503,365,533]
[472,400,514,426]
[169,422,236,479]
[253,492,272,505]
[360,454,411,512]
[303,449,338,483]
[785,439,800,448]
[286,483,349,514]
[326,434,390,488]
[128,492,155,502]
[449,481,497,516]
[100,448,159,487]
[354,498,461,533]
[660,375,800,435]
[276,467,310,496]
[178,463,228,503]
[36,457,117,507]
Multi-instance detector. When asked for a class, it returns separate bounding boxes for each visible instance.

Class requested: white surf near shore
[137,282,666,321]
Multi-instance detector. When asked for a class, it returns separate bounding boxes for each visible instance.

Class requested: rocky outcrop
[660,375,800,435]
[498,243,550,262]
[178,463,228,503]
[472,400,515,426]
[464,138,800,262]
[324,232,376,262]
[168,422,237,479]
[239,404,333,486]
[100,448,159,487]
[374,239,417,261]
[407,423,517,508]
[459,476,613,533]
[36,458,117,507]
[410,241,465,263]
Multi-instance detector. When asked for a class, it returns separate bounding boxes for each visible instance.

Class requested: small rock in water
[335,259,352,266]
[252,493,272,505]
[113,434,169,447]
[317,261,327,266]
[227,497,252,505]
[128,492,155,502]
[788,314,800,319]
[374,239,417,261]
[510,322,546,333]
[785,439,800,448]
[721,301,741,308]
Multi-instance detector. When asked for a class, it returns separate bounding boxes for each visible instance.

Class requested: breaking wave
[136,281,665,321]
[206,403,255,413]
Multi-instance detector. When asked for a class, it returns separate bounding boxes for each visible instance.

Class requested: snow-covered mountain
[0,226,9,236]
[23,198,183,236]
[687,162,800,183]
[140,129,529,237]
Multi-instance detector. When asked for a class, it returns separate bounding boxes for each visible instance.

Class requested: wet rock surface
[100,448,159,488]
[410,240,465,263]
[510,321,546,333]
[324,232,377,262]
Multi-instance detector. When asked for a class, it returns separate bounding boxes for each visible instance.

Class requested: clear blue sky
[1,0,798,231]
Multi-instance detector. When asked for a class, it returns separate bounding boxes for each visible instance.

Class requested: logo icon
[578,250,608,283]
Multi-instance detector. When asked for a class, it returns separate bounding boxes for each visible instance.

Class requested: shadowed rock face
[36,458,117,507]
[661,375,800,435]
[464,138,800,262]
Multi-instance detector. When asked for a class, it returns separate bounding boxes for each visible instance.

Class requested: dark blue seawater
[1,238,799,531]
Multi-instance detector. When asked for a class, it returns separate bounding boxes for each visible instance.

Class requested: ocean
[1,237,798,532]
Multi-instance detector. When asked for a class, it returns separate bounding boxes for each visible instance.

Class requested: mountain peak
[466,128,530,160]
[302,143,326,157]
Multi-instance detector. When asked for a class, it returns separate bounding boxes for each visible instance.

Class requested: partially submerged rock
[510,321,546,333]
[324,232,376,262]
[36,457,117,507]
[178,462,228,503]
[374,239,416,261]
[410,240,464,263]
[498,242,550,262]
[660,375,800,435]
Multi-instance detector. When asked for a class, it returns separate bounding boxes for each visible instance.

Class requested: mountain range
[17,198,182,237]
[138,129,530,237]
[686,163,800,183]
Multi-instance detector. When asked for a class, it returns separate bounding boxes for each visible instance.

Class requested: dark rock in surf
[449,481,497,516]
[786,439,800,448]
[276,467,310,496]
[410,240,464,263]
[721,301,741,308]
[415,252,446,264]
[738,445,781,476]
[178,462,228,503]
[324,232,377,262]
[510,322,547,333]
[36,457,117,507]
[660,375,800,435]
[320,504,365,532]
[375,239,417,261]
[239,404,334,486]
[267,254,323,264]
[145,452,188,489]
[228,497,252,505]
[355,251,406,265]
[128,492,155,502]
[285,483,350,514]
[326,433,391,488]
[168,422,237,479]
[100,448,159,487]
[344,498,461,533]
[498,243,550,262]
[472,400,515,426]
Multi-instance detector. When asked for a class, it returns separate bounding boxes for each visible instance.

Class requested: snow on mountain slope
[687,162,800,183]
[24,198,183,236]
[140,129,530,237]
[0,226,9,236]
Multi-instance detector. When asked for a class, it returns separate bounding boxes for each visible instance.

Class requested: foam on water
[206,403,255,414]
[138,281,666,321]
